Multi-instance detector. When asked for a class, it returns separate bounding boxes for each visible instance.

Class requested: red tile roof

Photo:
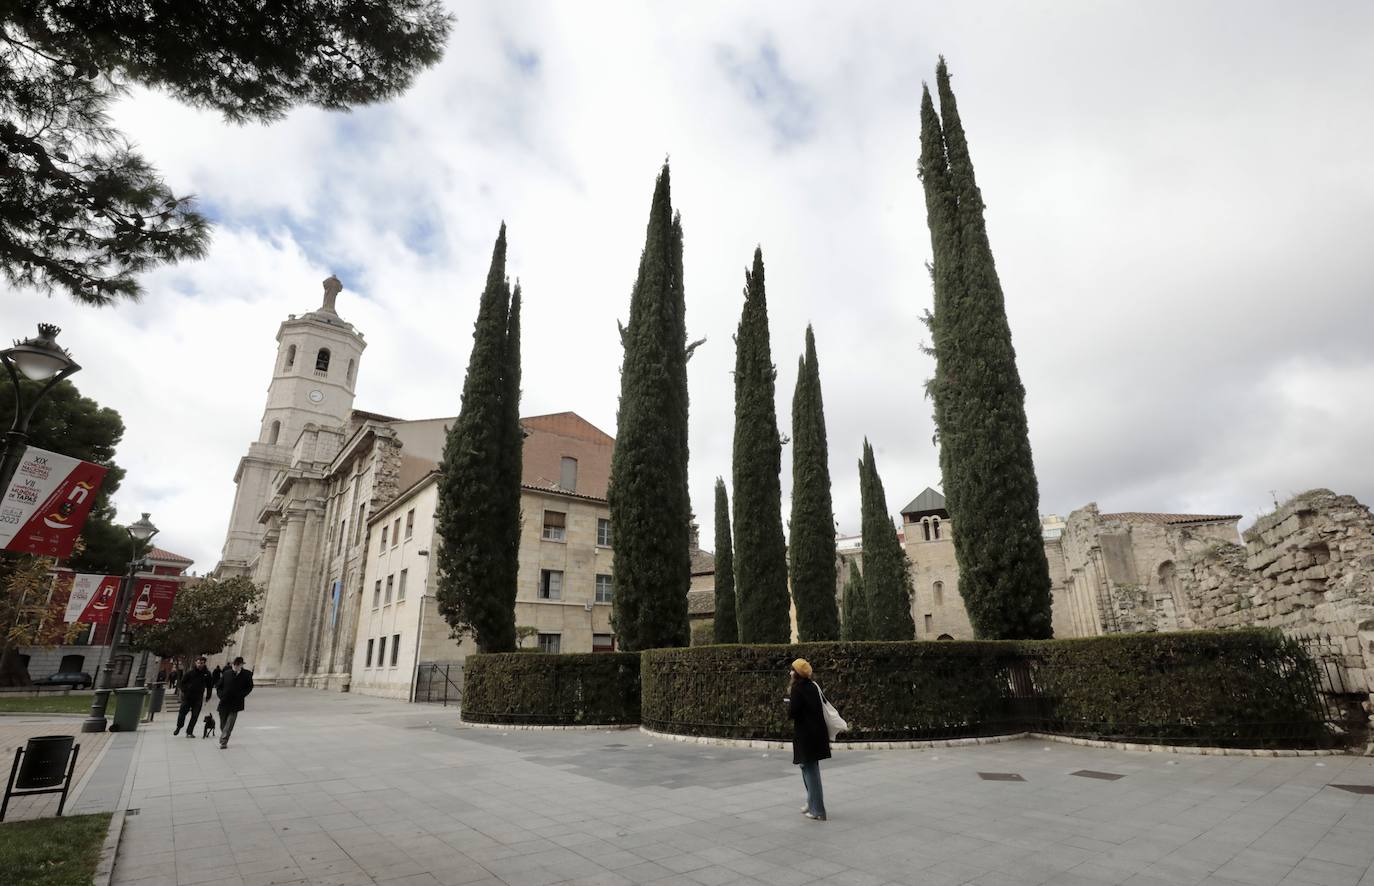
[148,546,194,564]
[1099,512,1242,526]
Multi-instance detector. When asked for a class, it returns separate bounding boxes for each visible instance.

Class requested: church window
[346,358,355,384]
[366,639,374,666]
[923,614,933,633]
[355,503,365,543]
[560,456,578,492]
[285,345,296,370]
[932,517,941,539]
[316,347,331,374]
[933,580,944,605]
[269,420,280,444]
[922,518,931,541]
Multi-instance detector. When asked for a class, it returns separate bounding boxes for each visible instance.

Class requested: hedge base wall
[641,630,1338,749]
[460,652,640,725]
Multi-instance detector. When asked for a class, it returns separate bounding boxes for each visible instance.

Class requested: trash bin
[149,682,167,715]
[16,736,75,789]
[112,688,147,732]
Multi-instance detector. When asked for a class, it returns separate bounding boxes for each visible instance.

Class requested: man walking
[215,656,254,749]
[172,656,212,738]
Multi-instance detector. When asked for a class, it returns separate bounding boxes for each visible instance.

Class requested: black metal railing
[413,662,462,706]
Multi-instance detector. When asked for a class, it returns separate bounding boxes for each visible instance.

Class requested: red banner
[127,578,179,625]
[1,446,109,559]
[65,574,122,624]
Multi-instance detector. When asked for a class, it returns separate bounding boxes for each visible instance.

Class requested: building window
[542,510,566,541]
[922,518,931,542]
[924,614,933,633]
[405,509,415,539]
[932,517,941,540]
[385,574,394,604]
[338,520,347,555]
[597,518,611,547]
[372,580,381,609]
[933,581,944,606]
[391,634,400,666]
[366,639,374,667]
[380,525,388,548]
[377,636,386,666]
[539,569,563,600]
[346,358,356,384]
[595,574,612,604]
[392,517,401,546]
[355,503,365,544]
[593,634,615,653]
[285,345,297,370]
[560,456,578,492]
[269,420,280,444]
[537,633,561,654]
[316,347,331,374]
[398,569,407,602]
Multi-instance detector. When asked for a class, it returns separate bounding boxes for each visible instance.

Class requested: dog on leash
[202,714,216,738]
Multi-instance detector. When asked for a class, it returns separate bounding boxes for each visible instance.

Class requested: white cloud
[5,1,1374,569]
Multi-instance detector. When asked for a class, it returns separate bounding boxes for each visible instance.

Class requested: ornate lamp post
[1,324,81,489]
[81,512,158,733]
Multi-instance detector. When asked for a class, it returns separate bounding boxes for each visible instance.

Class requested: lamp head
[128,512,159,543]
[2,324,80,381]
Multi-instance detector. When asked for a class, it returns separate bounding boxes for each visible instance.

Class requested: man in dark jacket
[172,656,213,738]
[215,656,254,749]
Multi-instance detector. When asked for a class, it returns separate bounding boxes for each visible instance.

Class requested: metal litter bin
[16,736,74,789]
[149,682,167,715]
[112,687,147,732]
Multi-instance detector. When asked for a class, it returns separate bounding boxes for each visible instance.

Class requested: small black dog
[202,714,216,738]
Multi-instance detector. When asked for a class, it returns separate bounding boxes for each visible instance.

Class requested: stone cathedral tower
[215,277,366,579]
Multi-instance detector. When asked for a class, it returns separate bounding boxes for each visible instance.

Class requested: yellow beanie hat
[792,658,813,678]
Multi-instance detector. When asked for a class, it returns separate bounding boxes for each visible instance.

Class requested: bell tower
[215,277,366,577]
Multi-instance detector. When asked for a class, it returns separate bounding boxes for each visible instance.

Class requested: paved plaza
[52,689,1374,886]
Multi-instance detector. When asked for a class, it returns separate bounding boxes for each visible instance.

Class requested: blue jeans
[800,760,826,818]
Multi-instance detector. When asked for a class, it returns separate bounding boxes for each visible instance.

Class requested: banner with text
[1,446,108,558]
[64,573,122,624]
[127,577,179,625]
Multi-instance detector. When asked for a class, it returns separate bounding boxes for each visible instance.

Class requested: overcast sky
[6,2,1373,572]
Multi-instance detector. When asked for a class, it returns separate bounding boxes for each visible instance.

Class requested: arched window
[937,634,954,641]
[284,345,297,370]
[316,348,331,374]
[269,420,281,444]
[932,517,941,539]
[346,358,355,384]
[933,580,944,606]
[922,518,931,541]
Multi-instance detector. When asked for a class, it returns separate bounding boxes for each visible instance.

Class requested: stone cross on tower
[321,275,343,313]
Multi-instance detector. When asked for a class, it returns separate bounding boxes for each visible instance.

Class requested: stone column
[275,509,323,683]
[255,512,306,682]
[239,528,280,668]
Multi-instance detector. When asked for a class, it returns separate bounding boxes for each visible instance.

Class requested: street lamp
[1,324,81,490]
[81,513,158,733]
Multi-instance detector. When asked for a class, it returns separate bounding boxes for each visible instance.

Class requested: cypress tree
[840,559,869,642]
[712,478,738,644]
[788,326,839,640]
[858,440,915,640]
[608,164,692,652]
[918,58,1053,639]
[732,247,791,643]
[435,224,521,652]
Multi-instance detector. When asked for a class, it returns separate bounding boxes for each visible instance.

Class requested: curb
[460,720,639,732]
[1024,732,1347,757]
[92,809,125,886]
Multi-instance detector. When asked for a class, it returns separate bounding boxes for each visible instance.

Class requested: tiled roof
[521,482,607,504]
[690,548,715,575]
[147,546,193,565]
[1099,512,1242,526]
[687,589,715,616]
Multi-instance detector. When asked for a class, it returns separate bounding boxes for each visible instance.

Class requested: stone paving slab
[0,717,112,820]
[104,690,1374,886]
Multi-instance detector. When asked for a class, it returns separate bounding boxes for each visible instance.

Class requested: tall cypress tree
[732,247,791,643]
[435,224,521,652]
[608,164,692,652]
[712,478,738,644]
[918,58,1052,639]
[858,440,915,640]
[840,559,869,642]
[788,326,839,640]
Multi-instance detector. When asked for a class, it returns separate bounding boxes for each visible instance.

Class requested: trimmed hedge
[641,630,1335,748]
[461,652,640,725]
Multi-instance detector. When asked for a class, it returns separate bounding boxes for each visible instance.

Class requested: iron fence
[413,662,462,706]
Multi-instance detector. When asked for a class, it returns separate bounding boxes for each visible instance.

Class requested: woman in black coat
[786,658,829,820]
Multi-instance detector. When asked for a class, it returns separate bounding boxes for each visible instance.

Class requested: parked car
[34,671,93,689]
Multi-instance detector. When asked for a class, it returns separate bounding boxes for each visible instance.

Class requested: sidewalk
[104,689,1374,886]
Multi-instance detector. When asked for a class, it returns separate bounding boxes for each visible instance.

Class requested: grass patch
[0,695,96,715]
[0,812,111,886]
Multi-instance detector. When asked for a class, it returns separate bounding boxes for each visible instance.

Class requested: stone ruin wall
[1178,489,1374,696]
